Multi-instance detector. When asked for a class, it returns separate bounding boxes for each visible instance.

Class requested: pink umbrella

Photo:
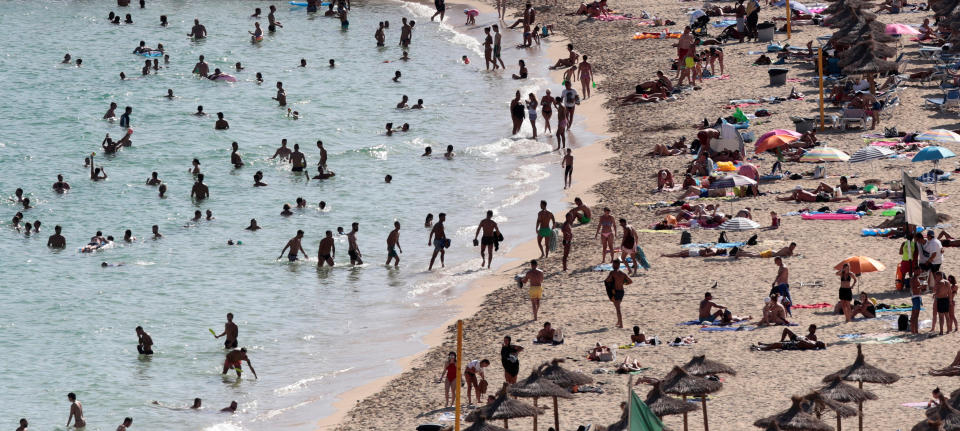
[758,129,802,143]
[738,163,759,180]
[885,23,920,35]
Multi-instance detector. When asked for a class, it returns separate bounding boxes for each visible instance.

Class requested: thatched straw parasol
[801,391,856,431]
[603,401,676,431]
[818,377,877,431]
[925,395,960,429]
[931,0,960,17]
[661,366,723,431]
[466,384,542,429]
[754,396,835,431]
[682,355,737,377]
[823,344,900,431]
[837,38,897,59]
[508,367,572,431]
[539,358,593,388]
[645,381,698,419]
[463,419,510,431]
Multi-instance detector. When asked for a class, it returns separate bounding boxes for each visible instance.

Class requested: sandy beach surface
[329,0,960,429]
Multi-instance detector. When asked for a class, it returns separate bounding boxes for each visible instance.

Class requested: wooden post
[701,397,709,431]
[786,0,792,39]
[858,381,864,431]
[818,46,825,131]
[455,320,463,431]
[553,396,560,431]
[533,398,538,431]
[682,395,689,431]
[837,415,842,431]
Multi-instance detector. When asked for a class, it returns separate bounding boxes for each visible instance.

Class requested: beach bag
[747,234,758,245]
[680,231,692,245]
[898,314,909,331]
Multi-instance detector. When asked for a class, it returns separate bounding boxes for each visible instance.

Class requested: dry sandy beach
[327,0,960,429]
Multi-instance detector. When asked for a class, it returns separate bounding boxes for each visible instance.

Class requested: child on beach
[438,352,461,407]
[464,8,478,25]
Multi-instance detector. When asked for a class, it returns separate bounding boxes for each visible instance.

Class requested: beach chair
[838,108,869,130]
[925,88,960,110]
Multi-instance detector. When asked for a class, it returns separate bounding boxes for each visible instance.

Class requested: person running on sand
[66,393,85,429]
[386,221,402,268]
[562,149,573,189]
[222,347,257,379]
[535,200,556,258]
[595,207,617,263]
[520,259,544,320]
[428,213,448,270]
[438,352,461,407]
[318,230,336,267]
[733,243,796,259]
[604,259,632,328]
[278,230,307,262]
[474,210,502,269]
[540,90,554,134]
[618,218,640,275]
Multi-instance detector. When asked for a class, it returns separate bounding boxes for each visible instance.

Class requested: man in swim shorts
[428,213,448,270]
[346,222,363,265]
[474,210,502,269]
[698,292,726,323]
[567,197,592,224]
[771,257,792,316]
[278,230,308,261]
[535,200,556,258]
[187,19,207,39]
[386,221,402,268]
[318,230,336,267]
[604,259,632,328]
[562,149,573,189]
[47,225,66,248]
[290,144,307,172]
[136,326,154,355]
[934,271,952,334]
[520,259,544,320]
[215,313,239,348]
[190,173,209,200]
[222,347,257,379]
[492,25,505,69]
[271,138,292,160]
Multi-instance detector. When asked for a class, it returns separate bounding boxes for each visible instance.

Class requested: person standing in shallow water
[215,313,239,348]
[427,213,447,270]
[66,393,85,429]
[385,221,402,268]
[278,230,307,261]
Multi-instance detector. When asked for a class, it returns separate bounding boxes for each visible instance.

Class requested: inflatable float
[137,51,163,57]
[214,74,238,82]
[801,213,861,220]
[289,1,331,6]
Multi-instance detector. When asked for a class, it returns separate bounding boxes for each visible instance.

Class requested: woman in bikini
[837,263,856,322]
[595,207,617,263]
[578,55,593,99]
[540,90,553,135]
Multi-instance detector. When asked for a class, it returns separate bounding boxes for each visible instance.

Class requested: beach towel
[678,320,705,325]
[636,229,682,234]
[903,402,931,410]
[704,74,732,80]
[681,242,745,249]
[700,325,756,331]
[595,14,639,21]
[636,246,652,270]
[792,303,832,309]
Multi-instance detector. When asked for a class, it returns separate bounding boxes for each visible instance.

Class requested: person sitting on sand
[661,247,719,258]
[758,295,791,326]
[718,309,751,325]
[587,342,612,361]
[851,292,876,319]
[698,292,726,323]
[630,326,646,344]
[535,322,556,343]
[936,231,960,247]
[776,187,852,203]
[656,170,675,191]
[919,18,936,41]
[732,243,796,259]
[550,43,579,70]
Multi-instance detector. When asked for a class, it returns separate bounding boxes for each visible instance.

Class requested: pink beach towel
[792,303,832,309]
[595,14,638,21]
[868,141,900,147]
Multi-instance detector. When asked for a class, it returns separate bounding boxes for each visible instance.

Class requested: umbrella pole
[683,395,689,431]
[553,396,560,431]
[701,397,709,431]
[858,381,863,431]
[837,415,842,431]
[504,418,508,429]
[533,398,538,431]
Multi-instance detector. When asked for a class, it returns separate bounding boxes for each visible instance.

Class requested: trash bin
[792,116,816,133]
[757,22,775,42]
[768,68,788,86]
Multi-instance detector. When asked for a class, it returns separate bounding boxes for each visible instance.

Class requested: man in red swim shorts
[222,347,258,379]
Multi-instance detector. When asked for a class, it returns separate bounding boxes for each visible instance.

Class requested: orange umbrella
[755,135,798,153]
[834,256,886,274]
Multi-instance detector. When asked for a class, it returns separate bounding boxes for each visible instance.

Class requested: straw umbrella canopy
[466,384,542,429]
[683,355,737,377]
[645,381,698,419]
[463,419,510,431]
[818,376,877,431]
[661,366,723,431]
[508,368,572,431]
[931,0,960,16]
[754,396,835,431]
[539,358,593,389]
[835,22,896,46]
[924,401,960,430]
[838,38,898,60]
[801,391,857,431]
[822,344,900,431]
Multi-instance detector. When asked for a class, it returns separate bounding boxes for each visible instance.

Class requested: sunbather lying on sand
[753,338,825,351]
[616,355,644,373]
[929,350,960,376]
[568,0,609,17]
[776,188,852,203]
[732,243,796,258]
[938,231,960,247]
[661,247,718,258]
[588,342,613,361]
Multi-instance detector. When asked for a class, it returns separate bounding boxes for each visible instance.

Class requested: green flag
[629,389,664,431]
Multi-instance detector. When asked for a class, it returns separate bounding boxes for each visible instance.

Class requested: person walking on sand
[66,393,85,429]
[560,80,579,127]
[215,313,239,348]
[561,212,574,271]
[428,213,448,270]
[772,257,792,316]
[561,148,573,189]
[385,221,403,268]
[278,230,308,262]
[474,210,502,269]
[604,259,632,328]
[579,55,594,99]
[619,218,640,275]
[595,207,617,263]
[438,352,461,407]
[520,259,544,320]
[222,347,258,379]
[535,200,556,258]
[500,336,523,384]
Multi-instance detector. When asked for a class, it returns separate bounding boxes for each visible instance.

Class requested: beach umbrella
[912,146,958,162]
[466,384,542,429]
[774,0,813,13]
[800,391,857,431]
[885,23,920,35]
[508,368,572,431]
[818,377,877,431]
[848,146,894,163]
[838,38,898,61]
[644,381,698,419]
[915,130,960,144]
[923,401,960,430]
[719,217,761,231]
[661,366,723,431]
[841,56,898,78]
[754,396,835,431]
[463,419,510,431]
[834,256,885,273]
[738,163,760,181]
[682,355,737,377]
[823,344,900,431]
[756,134,799,153]
[709,174,757,190]
[758,129,802,143]
[539,358,593,389]
[799,147,850,163]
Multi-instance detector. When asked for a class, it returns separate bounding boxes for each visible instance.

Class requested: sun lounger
[925,88,960,110]
[839,108,869,130]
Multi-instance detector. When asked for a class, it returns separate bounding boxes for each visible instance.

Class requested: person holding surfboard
[212,313,239,348]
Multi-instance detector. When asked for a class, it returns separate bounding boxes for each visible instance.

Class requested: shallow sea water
[0,1,569,429]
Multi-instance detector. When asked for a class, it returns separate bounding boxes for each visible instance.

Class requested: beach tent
[711,122,745,155]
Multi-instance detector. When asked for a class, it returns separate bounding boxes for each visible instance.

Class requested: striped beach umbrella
[719,217,761,231]
[799,147,850,162]
[709,174,758,189]
[915,129,960,144]
[849,146,894,163]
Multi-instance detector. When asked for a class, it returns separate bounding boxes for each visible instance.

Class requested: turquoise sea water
[0,1,570,430]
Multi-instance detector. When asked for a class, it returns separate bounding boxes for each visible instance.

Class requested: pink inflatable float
[801,213,861,220]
